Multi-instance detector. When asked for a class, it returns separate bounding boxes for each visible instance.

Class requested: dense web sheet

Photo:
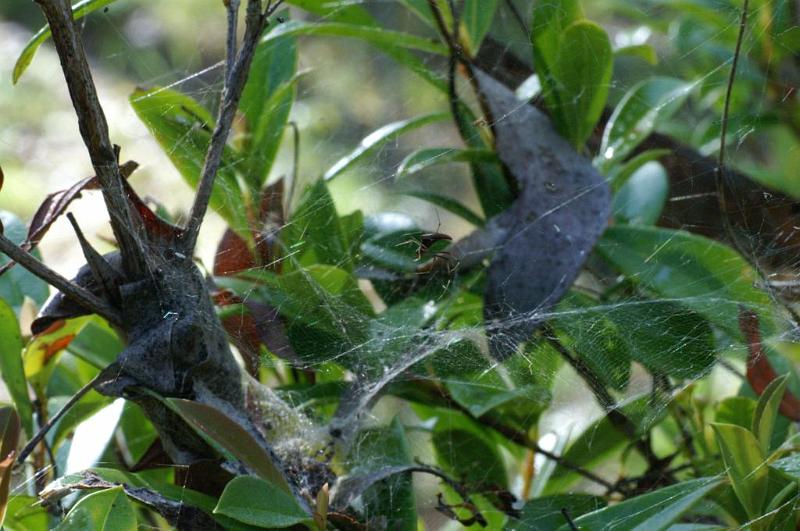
[3,0,800,529]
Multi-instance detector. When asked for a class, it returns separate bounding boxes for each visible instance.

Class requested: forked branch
[34,0,148,277]
[181,0,285,254]
[0,232,121,326]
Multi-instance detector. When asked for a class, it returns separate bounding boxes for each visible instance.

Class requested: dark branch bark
[34,0,148,278]
[0,232,121,326]
[182,0,284,254]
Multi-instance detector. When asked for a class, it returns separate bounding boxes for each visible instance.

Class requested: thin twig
[182,0,284,254]
[34,0,147,277]
[17,370,109,464]
[0,233,121,327]
[225,0,241,84]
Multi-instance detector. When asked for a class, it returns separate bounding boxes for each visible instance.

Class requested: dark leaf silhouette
[469,70,611,357]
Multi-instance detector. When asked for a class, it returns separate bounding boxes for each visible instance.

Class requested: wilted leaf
[165,398,294,495]
[23,316,93,395]
[472,70,611,357]
[0,407,20,527]
[739,309,800,421]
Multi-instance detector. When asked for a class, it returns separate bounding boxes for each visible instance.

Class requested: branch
[34,0,147,277]
[181,0,284,254]
[0,233,121,327]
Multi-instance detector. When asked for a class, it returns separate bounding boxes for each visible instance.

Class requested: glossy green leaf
[0,300,33,437]
[507,494,605,530]
[433,427,507,491]
[12,0,120,84]
[610,299,715,379]
[0,408,20,527]
[129,87,249,237]
[614,43,659,64]
[56,486,137,531]
[398,190,485,226]
[396,147,497,178]
[568,477,721,531]
[263,20,448,56]
[613,161,669,225]
[607,148,671,191]
[752,374,788,456]
[240,30,297,191]
[597,226,777,339]
[0,212,49,314]
[599,77,692,170]
[531,0,582,76]
[3,495,49,531]
[462,0,500,54]
[282,181,360,270]
[214,476,310,528]
[552,21,613,148]
[712,423,768,518]
[324,113,450,181]
[165,398,294,495]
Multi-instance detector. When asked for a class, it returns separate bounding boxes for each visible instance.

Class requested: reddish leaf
[739,308,800,421]
[0,161,136,277]
[213,179,284,276]
[0,407,19,526]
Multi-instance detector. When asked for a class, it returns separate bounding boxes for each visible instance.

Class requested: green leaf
[613,161,669,225]
[398,189,485,226]
[129,87,249,237]
[12,0,120,84]
[597,226,777,339]
[531,0,582,77]
[0,408,20,527]
[344,418,417,529]
[507,494,605,530]
[712,423,768,519]
[433,427,507,491]
[715,397,756,430]
[164,398,294,495]
[447,370,550,419]
[282,181,360,270]
[598,77,693,170]
[568,477,721,531]
[0,301,33,437]
[240,30,297,191]
[56,486,137,531]
[607,148,671,191]
[752,374,789,456]
[324,113,450,181]
[0,212,49,313]
[214,476,310,528]
[614,43,659,64]
[462,0,500,54]
[551,21,613,148]
[3,495,49,531]
[605,299,715,380]
[396,147,497,178]
[263,20,448,56]
[23,316,93,396]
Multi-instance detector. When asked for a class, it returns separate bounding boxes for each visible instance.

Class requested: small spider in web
[396,215,460,276]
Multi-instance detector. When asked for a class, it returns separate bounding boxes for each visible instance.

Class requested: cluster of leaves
[2,0,800,530]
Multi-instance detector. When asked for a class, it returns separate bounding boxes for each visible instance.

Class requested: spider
[397,230,459,275]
